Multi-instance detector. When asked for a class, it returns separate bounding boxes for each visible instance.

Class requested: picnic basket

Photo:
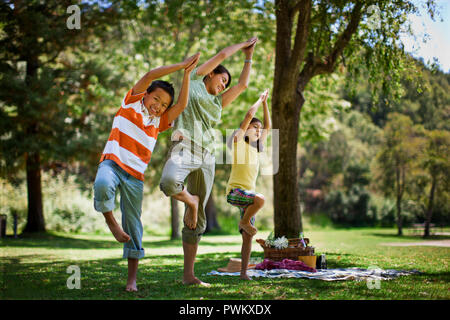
[256,238,315,261]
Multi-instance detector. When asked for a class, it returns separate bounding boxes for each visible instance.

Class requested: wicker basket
[288,238,309,247]
[256,238,314,261]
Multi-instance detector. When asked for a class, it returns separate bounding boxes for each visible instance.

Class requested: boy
[93,53,200,291]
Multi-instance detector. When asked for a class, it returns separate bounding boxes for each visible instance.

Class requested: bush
[47,207,87,233]
[370,196,396,227]
[323,185,376,226]
[368,196,417,228]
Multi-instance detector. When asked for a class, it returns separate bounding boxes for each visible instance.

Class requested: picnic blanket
[207,267,420,281]
[255,258,317,272]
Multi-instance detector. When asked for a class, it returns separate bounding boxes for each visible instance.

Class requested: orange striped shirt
[100,89,172,181]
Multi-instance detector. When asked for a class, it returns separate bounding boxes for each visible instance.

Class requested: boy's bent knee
[93,178,116,213]
[94,177,113,196]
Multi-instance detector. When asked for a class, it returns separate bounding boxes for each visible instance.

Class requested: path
[380,240,450,247]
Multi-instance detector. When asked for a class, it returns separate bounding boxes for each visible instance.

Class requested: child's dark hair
[244,117,263,152]
[203,64,232,88]
[146,80,175,108]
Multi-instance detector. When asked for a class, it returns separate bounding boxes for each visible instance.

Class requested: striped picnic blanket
[207,267,420,281]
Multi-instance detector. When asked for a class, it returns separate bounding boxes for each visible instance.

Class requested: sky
[401,0,450,73]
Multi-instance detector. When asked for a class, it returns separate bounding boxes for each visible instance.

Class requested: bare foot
[125,281,138,292]
[105,219,130,243]
[184,195,199,230]
[182,276,211,287]
[239,221,257,236]
[240,273,252,281]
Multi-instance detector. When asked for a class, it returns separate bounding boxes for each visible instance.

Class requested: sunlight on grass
[1,228,449,300]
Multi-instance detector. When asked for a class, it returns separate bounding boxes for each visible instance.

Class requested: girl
[226,89,271,280]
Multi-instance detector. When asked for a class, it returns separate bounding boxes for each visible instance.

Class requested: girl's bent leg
[239,193,265,236]
[241,193,265,224]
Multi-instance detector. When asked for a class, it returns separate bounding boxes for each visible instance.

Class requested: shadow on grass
[1,232,242,250]
[1,252,245,300]
[2,249,449,300]
[1,232,120,249]
[144,238,241,248]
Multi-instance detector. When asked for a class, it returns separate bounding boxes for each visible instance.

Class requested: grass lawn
[1,228,449,300]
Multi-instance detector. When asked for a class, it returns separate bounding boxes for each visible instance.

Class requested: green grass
[1,228,449,300]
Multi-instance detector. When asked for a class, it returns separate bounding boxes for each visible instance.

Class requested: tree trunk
[395,164,403,236]
[23,56,45,233]
[271,0,314,238]
[272,99,303,238]
[205,193,220,233]
[23,151,45,233]
[396,199,403,236]
[423,177,436,238]
[170,197,180,240]
[271,0,362,238]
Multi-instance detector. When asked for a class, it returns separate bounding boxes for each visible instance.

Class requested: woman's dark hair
[203,64,232,88]
[146,80,175,108]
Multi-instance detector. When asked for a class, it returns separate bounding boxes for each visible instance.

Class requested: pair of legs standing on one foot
[227,188,265,280]
[160,140,215,286]
[102,211,139,291]
[94,160,145,292]
[170,188,205,286]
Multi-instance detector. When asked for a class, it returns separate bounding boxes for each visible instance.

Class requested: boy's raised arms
[166,53,200,124]
[131,54,200,95]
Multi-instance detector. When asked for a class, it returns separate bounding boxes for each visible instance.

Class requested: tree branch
[274,0,294,98]
[289,0,303,18]
[312,1,364,76]
[274,0,293,64]
[289,0,312,77]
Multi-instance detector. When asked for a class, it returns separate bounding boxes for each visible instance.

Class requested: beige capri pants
[159,140,215,244]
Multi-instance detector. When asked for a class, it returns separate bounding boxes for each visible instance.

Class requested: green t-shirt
[173,67,222,154]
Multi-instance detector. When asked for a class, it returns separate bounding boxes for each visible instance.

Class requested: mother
[160,37,257,286]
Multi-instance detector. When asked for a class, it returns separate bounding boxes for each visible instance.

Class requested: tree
[0,1,130,232]
[421,130,449,237]
[375,113,423,235]
[346,57,450,129]
[270,0,436,238]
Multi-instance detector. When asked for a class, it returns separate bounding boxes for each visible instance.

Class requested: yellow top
[226,138,260,195]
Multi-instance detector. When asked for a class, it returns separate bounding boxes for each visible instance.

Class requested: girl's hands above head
[260,89,269,102]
